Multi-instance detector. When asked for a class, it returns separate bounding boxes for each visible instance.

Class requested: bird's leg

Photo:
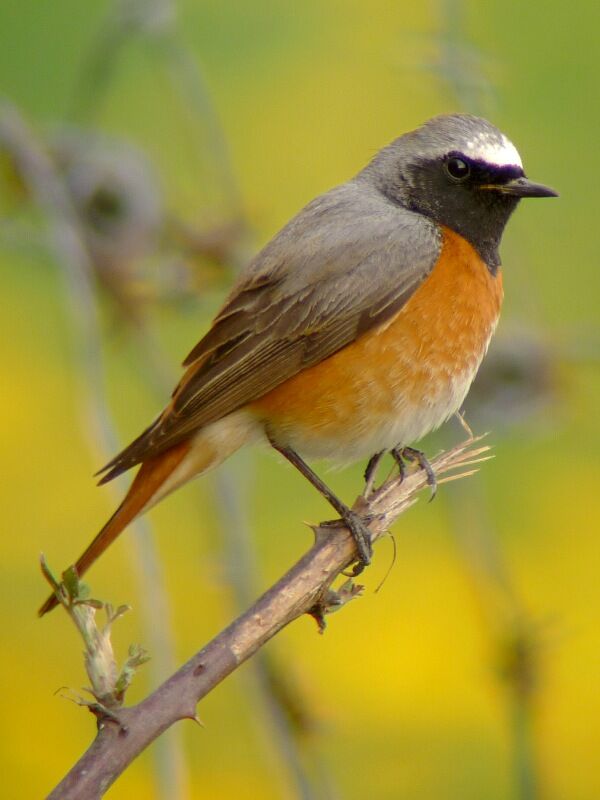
[391,446,437,500]
[270,440,372,571]
[363,450,385,496]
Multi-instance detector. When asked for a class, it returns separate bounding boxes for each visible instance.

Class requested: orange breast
[250,227,503,460]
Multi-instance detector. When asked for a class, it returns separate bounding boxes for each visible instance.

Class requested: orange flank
[251,227,503,453]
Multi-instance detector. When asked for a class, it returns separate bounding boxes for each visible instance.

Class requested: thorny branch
[47,436,491,800]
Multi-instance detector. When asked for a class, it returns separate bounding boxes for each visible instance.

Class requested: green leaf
[39,554,60,592]
[62,566,80,600]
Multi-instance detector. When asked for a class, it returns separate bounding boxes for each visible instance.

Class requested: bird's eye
[445,157,470,181]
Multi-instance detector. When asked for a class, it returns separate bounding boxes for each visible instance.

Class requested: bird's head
[361,114,557,270]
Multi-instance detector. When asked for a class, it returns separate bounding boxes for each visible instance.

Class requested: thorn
[308,522,334,546]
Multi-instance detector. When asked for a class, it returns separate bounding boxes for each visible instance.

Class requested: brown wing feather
[98,183,441,482]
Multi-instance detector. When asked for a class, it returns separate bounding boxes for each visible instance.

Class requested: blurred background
[1,1,599,798]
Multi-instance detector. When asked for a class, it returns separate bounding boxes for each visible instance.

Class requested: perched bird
[39,114,557,615]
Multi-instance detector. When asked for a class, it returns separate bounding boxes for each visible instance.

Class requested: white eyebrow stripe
[463,132,523,169]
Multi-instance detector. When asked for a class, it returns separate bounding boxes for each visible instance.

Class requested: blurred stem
[429,0,495,115]
[70,0,243,218]
[68,17,130,121]
[0,102,188,800]
[214,462,338,800]
[69,0,176,120]
[512,689,537,800]
[69,1,330,793]
[157,32,244,216]
[445,477,540,800]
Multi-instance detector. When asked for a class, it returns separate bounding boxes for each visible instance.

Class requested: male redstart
[39,114,557,615]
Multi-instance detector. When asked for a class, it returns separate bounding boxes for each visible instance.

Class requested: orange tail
[38,441,190,616]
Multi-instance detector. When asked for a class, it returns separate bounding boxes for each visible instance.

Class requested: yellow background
[1,1,599,798]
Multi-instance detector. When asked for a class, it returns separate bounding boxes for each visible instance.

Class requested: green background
[1,1,599,798]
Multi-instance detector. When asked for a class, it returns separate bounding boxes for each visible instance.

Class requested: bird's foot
[344,509,373,572]
[322,509,372,575]
[391,446,437,500]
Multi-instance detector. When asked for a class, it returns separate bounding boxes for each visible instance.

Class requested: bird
[39,114,557,616]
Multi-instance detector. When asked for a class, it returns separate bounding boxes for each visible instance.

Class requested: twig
[47,436,490,799]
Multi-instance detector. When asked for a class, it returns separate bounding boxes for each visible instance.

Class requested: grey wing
[99,182,441,481]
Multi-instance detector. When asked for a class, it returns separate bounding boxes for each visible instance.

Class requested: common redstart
[39,114,557,615]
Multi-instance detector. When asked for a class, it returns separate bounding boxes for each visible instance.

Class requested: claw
[391,446,437,500]
[364,451,383,484]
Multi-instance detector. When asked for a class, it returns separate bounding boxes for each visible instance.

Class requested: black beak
[487,176,559,198]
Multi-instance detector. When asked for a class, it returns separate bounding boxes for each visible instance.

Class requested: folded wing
[98,182,441,482]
